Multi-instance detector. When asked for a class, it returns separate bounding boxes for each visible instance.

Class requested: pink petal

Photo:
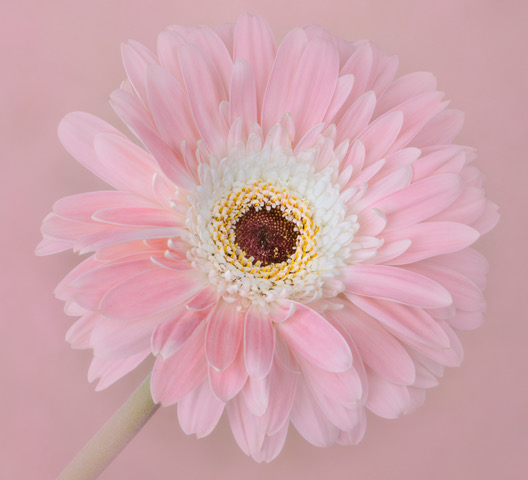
[178,44,227,156]
[92,206,182,228]
[384,221,480,265]
[121,40,158,106]
[300,359,363,405]
[151,322,207,405]
[229,58,258,135]
[276,302,352,372]
[57,112,125,182]
[261,359,298,435]
[242,376,270,417]
[233,14,276,118]
[357,110,404,165]
[92,133,159,195]
[411,109,464,147]
[89,350,149,391]
[208,342,248,401]
[323,74,355,124]
[261,28,308,133]
[91,315,163,360]
[171,25,233,89]
[328,306,416,385]
[53,191,156,223]
[342,264,453,308]
[365,369,412,418]
[109,89,194,190]
[146,64,199,151]
[340,42,373,107]
[290,378,338,447]
[336,91,377,144]
[226,394,265,457]
[65,313,99,349]
[336,408,367,445]
[375,71,437,115]
[287,36,339,140]
[406,261,485,312]
[244,306,275,380]
[251,424,289,463]
[177,381,225,438]
[99,267,207,321]
[152,308,206,358]
[352,165,413,212]
[205,300,244,371]
[377,173,464,230]
[350,295,450,349]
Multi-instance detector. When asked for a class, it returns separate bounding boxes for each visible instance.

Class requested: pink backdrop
[1,0,526,478]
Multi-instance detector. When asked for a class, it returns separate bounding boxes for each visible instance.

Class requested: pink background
[1,0,526,478]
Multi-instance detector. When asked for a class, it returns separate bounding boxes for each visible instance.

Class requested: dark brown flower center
[234,207,299,265]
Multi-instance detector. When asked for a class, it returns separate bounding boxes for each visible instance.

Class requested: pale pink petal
[177,380,225,438]
[152,308,206,358]
[92,133,159,195]
[342,264,452,308]
[208,342,248,401]
[52,191,156,223]
[350,295,450,349]
[277,303,352,372]
[171,25,233,90]
[300,359,363,405]
[261,359,298,435]
[178,44,227,156]
[226,394,265,457]
[99,267,207,321]
[357,110,404,165]
[261,28,308,133]
[205,300,244,371]
[384,221,480,265]
[151,322,207,405]
[251,423,289,463]
[241,376,270,417]
[91,315,164,360]
[336,408,367,445]
[375,71,437,115]
[336,91,377,144]
[109,89,194,189]
[411,109,464,147]
[244,306,275,380]
[329,306,416,385]
[89,349,150,391]
[365,369,412,418]
[340,42,373,107]
[290,378,339,447]
[57,112,125,181]
[233,14,276,118]
[146,64,199,151]
[406,260,486,312]
[229,58,258,136]
[377,173,464,230]
[121,40,159,106]
[65,313,99,349]
[287,36,340,140]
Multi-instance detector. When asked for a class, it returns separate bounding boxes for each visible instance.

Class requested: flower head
[38,14,498,462]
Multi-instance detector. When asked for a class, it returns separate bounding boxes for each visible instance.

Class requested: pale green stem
[57,375,159,480]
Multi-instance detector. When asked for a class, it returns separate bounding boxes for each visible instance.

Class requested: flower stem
[57,374,159,480]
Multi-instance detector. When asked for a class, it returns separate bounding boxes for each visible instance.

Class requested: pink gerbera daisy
[38,14,498,462]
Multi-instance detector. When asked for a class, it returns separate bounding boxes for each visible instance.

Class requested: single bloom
[37,14,498,462]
